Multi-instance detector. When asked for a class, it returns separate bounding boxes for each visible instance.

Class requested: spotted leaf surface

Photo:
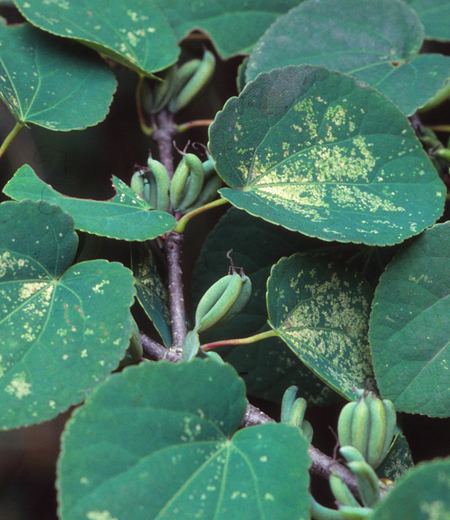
[371,458,450,520]
[370,222,450,418]
[192,208,341,404]
[267,254,373,400]
[376,433,413,483]
[57,360,311,520]
[246,0,450,115]
[406,0,450,42]
[131,242,171,348]
[0,200,136,429]
[3,165,176,241]
[209,65,445,246]
[14,0,178,76]
[0,23,116,130]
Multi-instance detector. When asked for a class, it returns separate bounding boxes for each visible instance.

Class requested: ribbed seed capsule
[170,153,205,211]
[194,270,243,333]
[130,171,146,200]
[147,157,171,212]
[338,389,397,468]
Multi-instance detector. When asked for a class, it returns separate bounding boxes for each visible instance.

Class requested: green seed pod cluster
[170,152,222,213]
[194,267,252,334]
[338,389,396,469]
[142,49,216,115]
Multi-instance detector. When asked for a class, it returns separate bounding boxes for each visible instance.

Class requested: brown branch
[163,232,187,351]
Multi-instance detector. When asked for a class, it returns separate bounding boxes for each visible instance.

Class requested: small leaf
[3,165,176,241]
[246,0,450,115]
[376,432,414,482]
[405,0,450,42]
[57,360,311,520]
[371,458,450,519]
[131,242,171,347]
[209,65,445,246]
[0,23,116,130]
[369,222,450,417]
[14,0,179,76]
[0,200,136,429]
[267,254,374,400]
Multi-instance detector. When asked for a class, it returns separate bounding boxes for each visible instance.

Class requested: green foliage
[1,0,450,518]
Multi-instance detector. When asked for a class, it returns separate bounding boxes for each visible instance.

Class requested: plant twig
[152,110,178,179]
[164,232,187,352]
[177,119,215,133]
[201,329,279,351]
[173,197,229,232]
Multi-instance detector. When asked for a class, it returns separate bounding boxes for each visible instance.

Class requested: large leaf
[209,65,446,246]
[369,222,450,418]
[0,23,116,130]
[14,0,179,76]
[267,254,374,400]
[376,432,414,482]
[57,360,311,520]
[0,200,136,429]
[131,242,172,347]
[406,0,450,42]
[372,458,450,519]
[193,207,344,403]
[246,0,450,115]
[3,164,176,241]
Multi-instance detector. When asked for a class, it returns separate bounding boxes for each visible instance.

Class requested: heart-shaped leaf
[372,458,450,520]
[14,0,179,76]
[267,254,374,400]
[57,360,311,520]
[3,165,176,241]
[0,200,136,429]
[406,0,450,42]
[209,65,445,246]
[369,222,450,417]
[0,23,116,130]
[246,0,450,115]
[131,242,172,347]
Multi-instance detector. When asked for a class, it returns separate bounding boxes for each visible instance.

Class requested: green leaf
[371,458,450,519]
[192,208,342,403]
[376,432,414,483]
[246,0,450,116]
[267,253,374,400]
[0,200,136,429]
[14,0,179,76]
[369,222,450,418]
[57,360,311,520]
[209,65,445,246]
[3,164,176,241]
[156,0,300,57]
[405,0,450,42]
[131,242,172,348]
[0,23,116,130]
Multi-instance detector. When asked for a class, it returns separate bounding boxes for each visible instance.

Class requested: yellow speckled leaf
[0,200,136,429]
[209,65,446,246]
[267,253,373,400]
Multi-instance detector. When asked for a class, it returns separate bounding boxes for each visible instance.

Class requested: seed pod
[347,460,380,508]
[170,153,205,211]
[130,170,146,200]
[194,270,243,333]
[150,65,179,114]
[338,389,396,468]
[169,49,216,113]
[147,157,170,212]
[210,271,251,328]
